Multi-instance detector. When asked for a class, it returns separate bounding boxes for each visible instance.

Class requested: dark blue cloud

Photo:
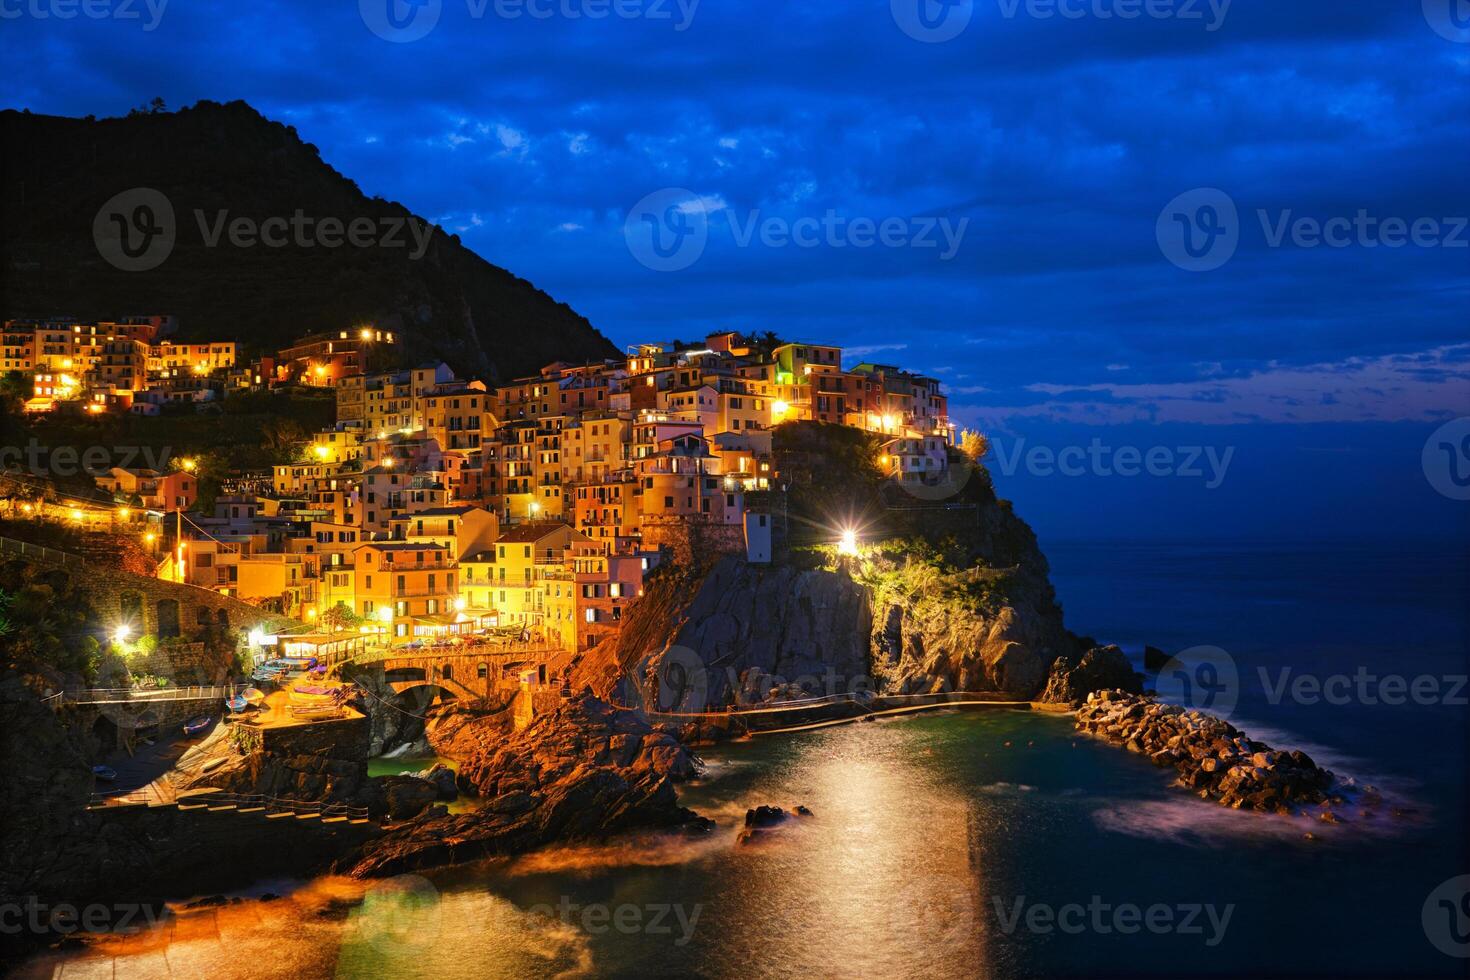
[2,0,1466,538]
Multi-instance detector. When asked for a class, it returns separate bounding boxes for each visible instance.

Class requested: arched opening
[477,663,488,679]
[196,607,213,627]
[156,599,180,639]
[442,664,453,682]
[215,608,229,628]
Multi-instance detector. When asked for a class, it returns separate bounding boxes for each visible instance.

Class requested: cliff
[0,101,618,380]
[592,427,1091,706]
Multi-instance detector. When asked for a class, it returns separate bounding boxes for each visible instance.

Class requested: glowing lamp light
[453,597,467,611]
[313,365,327,379]
[378,607,394,624]
[144,532,157,544]
[837,528,859,557]
[772,400,790,418]
[360,328,374,341]
[117,507,130,520]
[247,628,265,648]
[69,509,84,522]
[112,625,131,645]
[313,444,330,460]
[181,458,197,472]
[306,607,318,620]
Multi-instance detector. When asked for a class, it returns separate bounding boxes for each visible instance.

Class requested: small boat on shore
[91,765,117,781]
[226,688,267,713]
[289,683,346,706]
[182,716,214,737]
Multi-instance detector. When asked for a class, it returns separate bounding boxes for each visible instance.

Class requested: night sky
[4,0,1467,542]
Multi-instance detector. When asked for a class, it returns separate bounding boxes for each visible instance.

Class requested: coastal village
[1,316,955,665]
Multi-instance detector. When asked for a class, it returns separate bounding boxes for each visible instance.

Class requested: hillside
[0,101,618,380]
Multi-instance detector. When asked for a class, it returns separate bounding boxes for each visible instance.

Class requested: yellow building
[351,542,458,644]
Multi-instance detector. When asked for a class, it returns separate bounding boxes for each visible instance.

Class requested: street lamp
[837,528,859,557]
[113,624,131,645]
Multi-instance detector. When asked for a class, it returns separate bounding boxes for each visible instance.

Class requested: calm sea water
[21,541,1470,979]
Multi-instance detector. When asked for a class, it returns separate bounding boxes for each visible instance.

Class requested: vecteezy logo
[623,188,709,272]
[1156,188,1239,272]
[351,874,441,954]
[1422,875,1470,957]
[1153,645,1239,719]
[1424,0,1470,43]
[1422,417,1470,501]
[652,645,708,713]
[891,0,973,42]
[93,188,175,272]
[360,0,441,43]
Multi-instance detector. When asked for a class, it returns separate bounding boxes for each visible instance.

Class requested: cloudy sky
[4,0,1467,541]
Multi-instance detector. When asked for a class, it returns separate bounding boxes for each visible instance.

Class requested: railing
[0,535,84,568]
[90,787,370,821]
[49,684,248,708]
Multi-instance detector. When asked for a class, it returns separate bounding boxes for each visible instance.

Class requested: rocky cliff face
[634,559,874,708]
[614,503,1081,705]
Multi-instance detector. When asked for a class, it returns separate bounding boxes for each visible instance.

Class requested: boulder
[382,776,439,821]
[1041,646,1143,706]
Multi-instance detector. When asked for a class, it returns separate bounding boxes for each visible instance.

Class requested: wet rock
[795,805,814,817]
[745,805,788,829]
[382,776,439,821]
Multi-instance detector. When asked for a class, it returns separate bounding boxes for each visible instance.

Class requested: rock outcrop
[633,558,873,709]
[1075,691,1341,813]
[1040,645,1142,706]
[341,696,707,877]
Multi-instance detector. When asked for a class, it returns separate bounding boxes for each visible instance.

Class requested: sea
[18,540,1470,979]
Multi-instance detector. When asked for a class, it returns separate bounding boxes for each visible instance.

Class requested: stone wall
[640,518,745,568]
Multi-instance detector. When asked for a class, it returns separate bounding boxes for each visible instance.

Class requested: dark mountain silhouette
[0,101,618,380]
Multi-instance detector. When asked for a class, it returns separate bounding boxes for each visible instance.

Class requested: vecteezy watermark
[1423,875,1470,958]
[1,441,172,478]
[1423,0,1470,43]
[0,0,168,30]
[94,188,438,270]
[193,209,435,259]
[1158,188,1469,272]
[990,895,1234,946]
[1153,645,1239,720]
[996,0,1231,31]
[1422,417,1470,501]
[1260,667,1468,708]
[991,437,1235,489]
[526,898,703,946]
[351,874,441,954]
[623,189,968,272]
[94,187,175,272]
[891,0,974,42]
[359,0,697,42]
[0,897,164,936]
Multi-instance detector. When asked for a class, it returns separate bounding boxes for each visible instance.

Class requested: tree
[319,601,363,633]
[959,429,990,463]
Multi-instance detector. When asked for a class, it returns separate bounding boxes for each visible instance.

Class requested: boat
[289,683,345,706]
[182,715,213,736]
[226,688,266,713]
[91,765,117,781]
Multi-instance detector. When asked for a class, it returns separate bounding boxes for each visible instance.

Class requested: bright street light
[112,625,131,645]
[837,528,859,557]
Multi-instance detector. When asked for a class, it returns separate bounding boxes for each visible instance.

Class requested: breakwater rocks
[1076,691,1346,815]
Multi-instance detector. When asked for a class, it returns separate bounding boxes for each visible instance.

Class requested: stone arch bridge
[344,643,565,702]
